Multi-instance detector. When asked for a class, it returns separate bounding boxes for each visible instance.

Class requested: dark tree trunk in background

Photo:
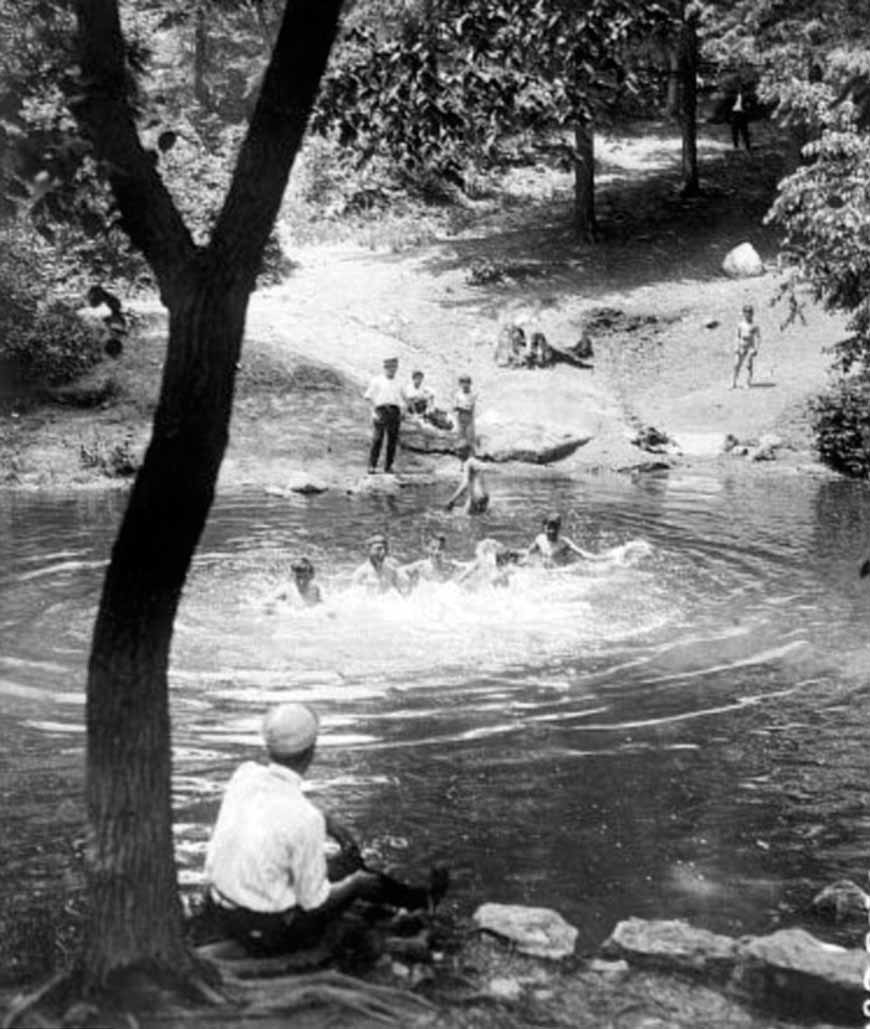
[678,3,699,197]
[73,0,345,988]
[573,118,595,242]
[666,45,680,117]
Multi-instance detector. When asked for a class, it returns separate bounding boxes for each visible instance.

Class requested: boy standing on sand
[453,375,477,450]
[731,304,761,389]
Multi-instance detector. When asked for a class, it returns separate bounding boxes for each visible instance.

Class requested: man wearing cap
[526,512,601,567]
[205,702,446,955]
[364,357,406,474]
[351,534,409,594]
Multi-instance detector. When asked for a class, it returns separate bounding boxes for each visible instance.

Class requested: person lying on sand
[351,534,409,595]
[526,512,605,568]
[204,702,448,956]
[401,532,459,587]
[445,444,489,515]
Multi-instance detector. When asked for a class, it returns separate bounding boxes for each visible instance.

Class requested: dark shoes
[428,864,450,912]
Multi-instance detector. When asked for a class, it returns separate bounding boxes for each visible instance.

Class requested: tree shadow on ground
[420,123,790,314]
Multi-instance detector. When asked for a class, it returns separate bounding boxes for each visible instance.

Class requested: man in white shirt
[205,702,447,954]
[364,356,406,474]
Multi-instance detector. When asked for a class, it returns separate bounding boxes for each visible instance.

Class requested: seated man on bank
[205,702,448,956]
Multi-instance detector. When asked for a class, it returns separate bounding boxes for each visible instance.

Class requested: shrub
[811,378,870,478]
[5,301,105,387]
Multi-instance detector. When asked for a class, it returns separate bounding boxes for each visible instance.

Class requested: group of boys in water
[272,511,605,609]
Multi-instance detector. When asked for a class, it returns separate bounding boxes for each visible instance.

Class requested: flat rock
[480,429,592,464]
[265,472,329,496]
[733,928,866,1022]
[473,903,578,960]
[812,879,870,923]
[722,242,764,278]
[349,473,402,495]
[600,918,738,982]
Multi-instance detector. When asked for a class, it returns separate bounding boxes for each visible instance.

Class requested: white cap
[262,703,319,759]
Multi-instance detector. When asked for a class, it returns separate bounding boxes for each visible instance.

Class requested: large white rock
[473,903,578,960]
[722,242,764,278]
[733,928,865,1022]
[601,918,738,982]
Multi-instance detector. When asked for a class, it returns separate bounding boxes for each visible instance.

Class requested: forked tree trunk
[678,4,699,197]
[84,275,247,981]
[73,0,345,989]
[573,118,595,242]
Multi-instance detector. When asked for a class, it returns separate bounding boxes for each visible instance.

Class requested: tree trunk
[573,119,595,242]
[84,272,248,985]
[666,45,680,117]
[73,0,346,991]
[678,4,699,197]
[193,1,208,108]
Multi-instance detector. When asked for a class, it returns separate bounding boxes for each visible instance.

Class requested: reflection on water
[3,470,870,948]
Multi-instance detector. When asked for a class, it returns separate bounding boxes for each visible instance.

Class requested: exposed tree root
[232,969,437,1023]
[3,965,436,1028]
[2,970,70,1029]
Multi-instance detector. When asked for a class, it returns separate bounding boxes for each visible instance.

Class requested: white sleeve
[292,808,330,911]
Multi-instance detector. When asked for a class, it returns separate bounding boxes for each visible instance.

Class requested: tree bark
[84,270,247,983]
[573,118,595,242]
[73,0,346,989]
[678,3,699,197]
[666,45,680,117]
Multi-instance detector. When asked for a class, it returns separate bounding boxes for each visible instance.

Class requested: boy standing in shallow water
[731,304,761,389]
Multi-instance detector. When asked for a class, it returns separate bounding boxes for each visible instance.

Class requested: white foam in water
[170,538,668,692]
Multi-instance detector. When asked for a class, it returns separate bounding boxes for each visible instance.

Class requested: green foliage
[766,123,870,374]
[10,303,105,387]
[312,0,669,187]
[0,226,105,387]
[812,378,870,478]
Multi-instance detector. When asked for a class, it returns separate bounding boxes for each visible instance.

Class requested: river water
[2,468,870,951]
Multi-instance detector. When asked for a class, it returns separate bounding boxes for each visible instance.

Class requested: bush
[812,378,870,478]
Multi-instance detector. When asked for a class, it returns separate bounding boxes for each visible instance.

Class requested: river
[2,467,870,952]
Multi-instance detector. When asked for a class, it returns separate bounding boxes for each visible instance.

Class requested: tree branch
[210,0,345,279]
[73,0,196,299]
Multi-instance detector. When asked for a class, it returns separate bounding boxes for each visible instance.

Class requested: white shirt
[204,761,330,913]
[364,374,406,408]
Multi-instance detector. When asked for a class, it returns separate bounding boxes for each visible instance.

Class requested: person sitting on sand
[406,370,435,418]
[526,512,603,567]
[731,303,761,389]
[205,702,448,956]
[351,534,409,595]
[401,532,459,587]
[445,443,489,515]
[528,331,554,369]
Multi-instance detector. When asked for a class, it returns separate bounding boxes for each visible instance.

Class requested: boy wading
[365,356,405,474]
